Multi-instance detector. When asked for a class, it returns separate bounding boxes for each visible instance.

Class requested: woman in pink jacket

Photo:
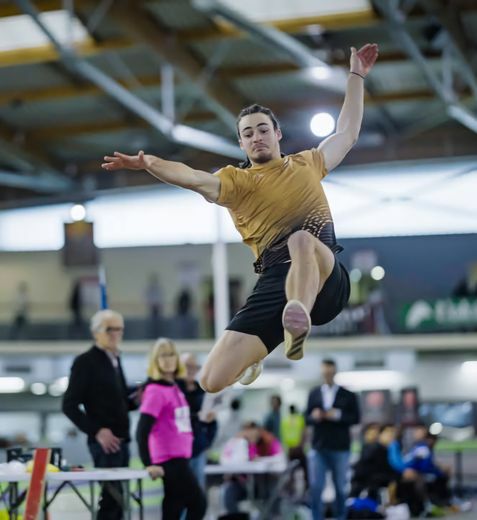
[136,338,206,519]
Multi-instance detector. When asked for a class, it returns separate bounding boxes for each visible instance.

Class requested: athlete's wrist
[349,71,365,79]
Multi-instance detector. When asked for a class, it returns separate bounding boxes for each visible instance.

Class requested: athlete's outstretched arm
[101,151,220,202]
[318,43,378,171]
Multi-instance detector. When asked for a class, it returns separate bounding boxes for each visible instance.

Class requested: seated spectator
[405,426,452,508]
[350,425,426,517]
[360,423,381,459]
[351,424,400,499]
[221,422,283,515]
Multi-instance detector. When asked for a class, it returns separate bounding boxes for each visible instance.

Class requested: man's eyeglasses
[104,326,124,334]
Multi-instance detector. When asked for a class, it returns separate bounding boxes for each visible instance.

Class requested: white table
[0,468,148,520]
[205,457,287,475]
[205,457,290,520]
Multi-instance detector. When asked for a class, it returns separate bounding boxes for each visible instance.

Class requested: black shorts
[226,258,350,353]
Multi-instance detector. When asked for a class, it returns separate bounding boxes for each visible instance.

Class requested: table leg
[138,478,143,520]
[90,481,96,520]
[122,480,132,520]
[43,482,48,520]
[9,482,18,520]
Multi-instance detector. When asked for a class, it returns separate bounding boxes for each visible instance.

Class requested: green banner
[401,298,477,331]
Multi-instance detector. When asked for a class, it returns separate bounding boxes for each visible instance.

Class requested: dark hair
[363,422,380,433]
[236,104,280,169]
[242,420,259,429]
[271,394,282,406]
[289,404,297,414]
[379,423,395,433]
[230,398,242,411]
[322,358,336,368]
[236,104,280,138]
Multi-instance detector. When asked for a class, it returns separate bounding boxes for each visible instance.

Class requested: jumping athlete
[102,44,379,393]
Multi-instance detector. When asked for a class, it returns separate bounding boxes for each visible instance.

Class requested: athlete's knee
[287,230,316,255]
[199,372,227,394]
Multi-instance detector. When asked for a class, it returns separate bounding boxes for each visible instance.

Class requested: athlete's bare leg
[283,230,335,360]
[200,330,268,393]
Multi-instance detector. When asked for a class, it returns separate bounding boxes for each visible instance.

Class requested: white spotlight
[48,376,69,397]
[0,377,25,393]
[461,361,477,374]
[311,66,331,80]
[310,112,335,137]
[429,422,443,435]
[31,382,47,396]
[281,378,295,391]
[70,204,86,222]
[371,266,385,281]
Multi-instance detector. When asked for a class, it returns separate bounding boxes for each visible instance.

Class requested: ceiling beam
[178,9,381,42]
[0,0,62,17]
[24,89,446,142]
[14,0,244,159]
[106,0,247,129]
[374,0,477,135]
[0,169,71,192]
[0,130,73,191]
[0,38,131,68]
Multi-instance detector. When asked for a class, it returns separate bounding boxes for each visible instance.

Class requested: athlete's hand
[350,43,379,78]
[102,150,148,171]
[147,465,164,480]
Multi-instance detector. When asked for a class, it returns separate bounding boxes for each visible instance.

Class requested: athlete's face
[238,113,282,165]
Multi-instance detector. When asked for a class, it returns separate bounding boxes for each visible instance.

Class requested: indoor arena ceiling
[1,0,477,207]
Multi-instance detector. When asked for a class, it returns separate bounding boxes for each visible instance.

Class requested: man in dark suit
[306,358,360,520]
[63,309,137,520]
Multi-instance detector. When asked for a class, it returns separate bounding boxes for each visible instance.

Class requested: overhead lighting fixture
[429,422,443,435]
[335,370,402,390]
[311,66,331,80]
[0,10,91,52]
[0,377,25,393]
[461,361,477,374]
[31,382,47,396]
[280,378,295,391]
[49,376,69,397]
[371,266,385,281]
[310,112,335,137]
[70,204,86,222]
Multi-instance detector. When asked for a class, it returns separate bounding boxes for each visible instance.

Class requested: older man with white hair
[63,309,137,520]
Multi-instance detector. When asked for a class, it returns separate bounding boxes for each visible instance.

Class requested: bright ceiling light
[310,112,335,137]
[371,266,385,281]
[281,378,295,391]
[335,370,402,390]
[429,422,443,435]
[0,10,90,52]
[0,377,25,393]
[70,204,86,222]
[461,361,477,374]
[311,66,331,80]
[49,377,69,397]
[31,382,47,396]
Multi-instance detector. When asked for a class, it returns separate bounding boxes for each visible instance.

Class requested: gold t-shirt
[215,148,341,273]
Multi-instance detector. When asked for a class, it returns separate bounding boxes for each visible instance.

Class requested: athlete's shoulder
[214,164,240,177]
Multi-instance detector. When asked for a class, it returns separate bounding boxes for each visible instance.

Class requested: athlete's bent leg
[200,331,268,393]
[285,230,335,310]
[283,231,335,360]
